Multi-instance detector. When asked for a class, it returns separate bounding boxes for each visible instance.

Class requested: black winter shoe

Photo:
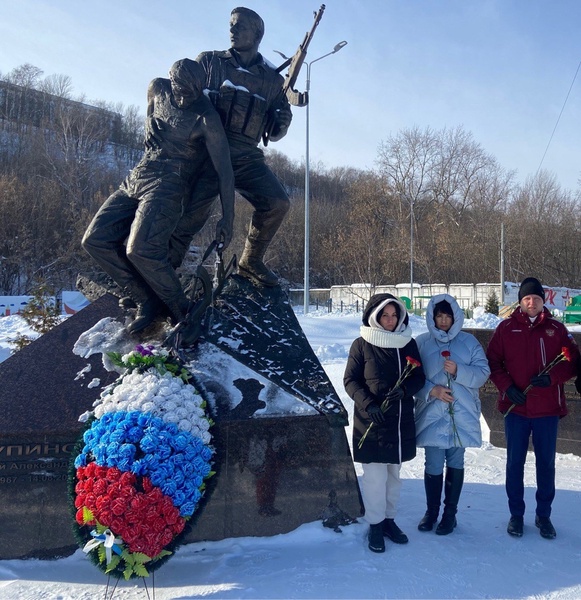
[535,516,556,539]
[382,519,409,544]
[368,523,385,553]
[507,515,524,537]
[435,512,457,535]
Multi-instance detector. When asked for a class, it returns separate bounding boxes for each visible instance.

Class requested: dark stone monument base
[0,293,362,560]
[184,415,361,542]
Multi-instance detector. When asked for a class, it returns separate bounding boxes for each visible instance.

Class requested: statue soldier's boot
[238,210,285,287]
[435,467,464,536]
[118,296,137,309]
[418,472,443,531]
[238,238,278,287]
[164,294,190,326]
[124,284,163,334]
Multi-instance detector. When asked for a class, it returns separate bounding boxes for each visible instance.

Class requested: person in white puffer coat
[414,294,490,536]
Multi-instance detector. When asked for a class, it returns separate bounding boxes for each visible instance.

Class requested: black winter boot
[418,472,443,532]
[367,523,385,553]
[436,467,464,535]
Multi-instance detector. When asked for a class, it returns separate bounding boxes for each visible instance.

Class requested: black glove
[366,403,385,425]
[530,373,551,388]
[506,384,526,406]
[384,386,405,403]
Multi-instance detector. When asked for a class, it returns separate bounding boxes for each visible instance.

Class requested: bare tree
[39,73,73,99]
[4,63,44,88]
[377,125,514,283]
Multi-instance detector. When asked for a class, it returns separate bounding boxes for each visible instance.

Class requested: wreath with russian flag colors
[69,344,215,580]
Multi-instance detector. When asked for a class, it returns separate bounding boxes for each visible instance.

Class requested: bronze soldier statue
[169,7,293,287]
[82,59,234,333]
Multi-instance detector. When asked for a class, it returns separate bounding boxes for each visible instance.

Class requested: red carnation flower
[84,462,97,477]
[120,471,136,486]
[172,519,186,535]
[406,356,422,368]
[75,508,85,525]
[106,468,122,482]
[111,497,129,516]
[95,465,108,478]
[93,479,107,496]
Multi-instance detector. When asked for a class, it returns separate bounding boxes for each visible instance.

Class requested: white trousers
[359,462,402,525]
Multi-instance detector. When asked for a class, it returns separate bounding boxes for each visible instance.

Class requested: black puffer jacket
[344,294,425,464]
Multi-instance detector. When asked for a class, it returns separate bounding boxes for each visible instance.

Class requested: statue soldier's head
[169,59,205,109]
[230,7,265,51]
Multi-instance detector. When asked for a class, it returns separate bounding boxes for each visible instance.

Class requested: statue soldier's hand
[271,108,292,138]
[215,217,233,250]
[145,116,165,150]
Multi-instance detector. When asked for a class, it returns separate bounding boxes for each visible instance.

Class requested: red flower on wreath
[75,465,186,558]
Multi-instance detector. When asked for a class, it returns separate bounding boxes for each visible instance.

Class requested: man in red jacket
[487,277,579,539]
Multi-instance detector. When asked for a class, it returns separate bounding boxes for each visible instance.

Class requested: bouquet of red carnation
[358,356,421,449]
[504,346,572,418]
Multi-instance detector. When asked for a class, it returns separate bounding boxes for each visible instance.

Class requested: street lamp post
[303,41,347,314]
[277,41,347,314]
[410,198,414,308]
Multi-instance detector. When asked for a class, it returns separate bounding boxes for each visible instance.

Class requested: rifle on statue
[262,4,325,146]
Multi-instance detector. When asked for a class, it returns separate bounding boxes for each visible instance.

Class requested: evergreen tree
[485,290,500,315]
[9,285,61,351]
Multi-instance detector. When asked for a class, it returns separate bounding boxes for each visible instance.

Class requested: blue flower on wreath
[74,410,213,515]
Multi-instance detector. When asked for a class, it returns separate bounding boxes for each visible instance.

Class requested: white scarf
[360,323,413,349]
[360,298,412,348]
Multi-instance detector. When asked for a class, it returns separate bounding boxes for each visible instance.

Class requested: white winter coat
[414,294,490,449]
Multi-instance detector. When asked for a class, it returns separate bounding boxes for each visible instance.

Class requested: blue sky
[1,0,580,191]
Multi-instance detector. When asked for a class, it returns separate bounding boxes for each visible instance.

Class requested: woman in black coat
[344,293,425,553]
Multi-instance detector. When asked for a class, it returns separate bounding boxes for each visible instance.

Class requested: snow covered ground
[1,307,581,599]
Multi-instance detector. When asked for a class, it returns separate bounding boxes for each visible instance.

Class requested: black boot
[418,472,443,532]
[435,467,464,535]
[382,519,408,544]
[367,523,385,553]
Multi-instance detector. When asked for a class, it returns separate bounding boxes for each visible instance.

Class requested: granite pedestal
[0,291,362,560]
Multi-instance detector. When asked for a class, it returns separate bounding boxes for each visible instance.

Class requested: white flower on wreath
[92,368,211,443]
